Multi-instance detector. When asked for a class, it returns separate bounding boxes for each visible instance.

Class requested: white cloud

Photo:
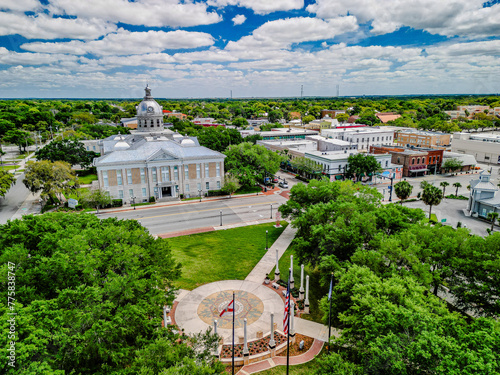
[307,0,500,37]
[207,0,303,15]
[21,30,215,56]
[0,0,40,12]
[0,47,77,66]
[48,0,222,28]
[226,16,358,52]
[0,12,117,40]
[232,14,247,26]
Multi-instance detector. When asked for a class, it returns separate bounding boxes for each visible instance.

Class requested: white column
[304,275,310,314]
[290,301,296,339]
[274,249,280,281]
[290,255,295,289]
[299,264,305,300]
[243,318,249,357]
[214,320,217,336]
[163,306,168,327]
[269,313,276,348]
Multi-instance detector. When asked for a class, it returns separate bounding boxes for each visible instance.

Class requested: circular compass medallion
[197,290,264,329]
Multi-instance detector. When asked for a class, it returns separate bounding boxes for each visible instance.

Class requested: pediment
[147,149,178,161]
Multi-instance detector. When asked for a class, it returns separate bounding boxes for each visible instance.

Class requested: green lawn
[0,165,18,171]
[166,222,288,290]
[269,246,328,325]
[234,185,262,195]
[77,174,98,184]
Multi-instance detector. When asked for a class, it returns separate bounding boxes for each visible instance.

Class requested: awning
[409,168,429,173]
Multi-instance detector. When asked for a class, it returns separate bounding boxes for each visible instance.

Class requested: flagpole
[328,272,333,354]
[232,291,235,375]
[286,269,291,375]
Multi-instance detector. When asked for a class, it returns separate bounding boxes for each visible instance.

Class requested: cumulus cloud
[232,14,247,25]
[21,30,215,56]
[0,0,40,12]
[0,12,116,40]
[208,0,303,15]
[48,0,222,28]
[306,0,500,37]
[226,16,358,52]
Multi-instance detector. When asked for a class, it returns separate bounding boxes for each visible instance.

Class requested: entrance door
[162,186,172,197]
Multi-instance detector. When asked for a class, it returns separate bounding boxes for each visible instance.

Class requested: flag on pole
[220,299,234,317]
[328,276,333,301]
[283,279,290,335]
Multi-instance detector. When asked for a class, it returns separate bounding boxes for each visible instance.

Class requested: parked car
[279,181,289,189]
[273,177,279,183]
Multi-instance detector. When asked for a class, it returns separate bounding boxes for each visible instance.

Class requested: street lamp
[198,189,202,202]
[220,210,222,226]
[266,230,268,250]
[270,204,273,219]
[131,196,136,210]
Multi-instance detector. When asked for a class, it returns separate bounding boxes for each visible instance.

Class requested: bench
[272,282,279,290]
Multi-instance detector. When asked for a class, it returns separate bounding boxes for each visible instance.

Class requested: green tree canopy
[394,180,413,204]
[35,138,98,169]
[3,128,34,153]
[443,158,464,173]
[345,153,382,182]
[23,160,77,201]
[0,213,222,374]
[223,142,284,188]
[0,170,15,198]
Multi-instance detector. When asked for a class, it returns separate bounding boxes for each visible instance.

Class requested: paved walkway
[245,224,297,283]
[237,339,324,375]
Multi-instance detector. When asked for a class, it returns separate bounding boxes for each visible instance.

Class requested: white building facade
[321,127,395,150]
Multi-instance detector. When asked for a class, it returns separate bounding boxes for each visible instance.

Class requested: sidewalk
[245,224,297,283]
[237,339,324,375]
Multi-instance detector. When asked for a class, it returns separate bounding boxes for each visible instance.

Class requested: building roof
[443,151,477,166]
[478,193,500,207]
[375,113,401,123]
[95,135,224,166]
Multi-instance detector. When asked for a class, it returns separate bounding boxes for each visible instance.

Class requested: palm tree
[487,212,499,232]
[394,180,413,205]
[421,185,443,219]
[440,181,449,197]
[453,182,462,197]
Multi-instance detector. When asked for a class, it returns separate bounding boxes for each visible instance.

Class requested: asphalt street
[0,173,31,225]
[97,194,289,236]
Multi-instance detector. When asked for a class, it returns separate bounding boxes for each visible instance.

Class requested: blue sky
[0,0,499,98]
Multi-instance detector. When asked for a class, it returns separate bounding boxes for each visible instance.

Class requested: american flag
[283,279,290,335]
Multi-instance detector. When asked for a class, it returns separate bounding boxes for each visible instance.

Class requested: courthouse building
[93,86,225,202]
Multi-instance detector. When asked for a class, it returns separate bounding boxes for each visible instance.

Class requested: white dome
[181,138,196,146]
[114,141,130,150]
[137,100,162,116]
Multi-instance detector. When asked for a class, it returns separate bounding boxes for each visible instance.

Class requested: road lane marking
[138,201,280,221]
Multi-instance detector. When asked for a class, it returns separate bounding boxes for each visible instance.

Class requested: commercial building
[451,132,500,164]
[259,128,319,141]
[396,129,451,149]
[369,145,444,177]
[320,109,346,118]
[468,171,500,218]
[321,127,395,151]
[93,86,226,202]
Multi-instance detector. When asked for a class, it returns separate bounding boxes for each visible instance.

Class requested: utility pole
[300,85,303,98]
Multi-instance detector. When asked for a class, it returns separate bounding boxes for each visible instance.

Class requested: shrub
[149,196,156,203]
[112,199,122,207]
[207,189,225,197]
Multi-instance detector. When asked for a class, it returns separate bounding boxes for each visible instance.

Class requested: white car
[279,181,289,189]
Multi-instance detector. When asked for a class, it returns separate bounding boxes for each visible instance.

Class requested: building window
[217,181,221,189]
[186,184,190,192]
[196,164,201,178]
[116,170,123,185]
[412,158,415,165]
[184,165,189,179]
[216,163,220,177]
[152,167,157,183]
[127,169,132,184]
[385,161,388,167]
[417,158,420,164]
[129,189,133,197]
[142,188,147,197]
[206,182,210,190]
[205,163,209,177]
[377,137,379,141]
[118,190,123,199]
[422,157,426,164]
[161,167,169,181]
[103,171,108,187]
[93,146,96,151]
[397,157,400,164]
[437,156,440,162]
[140,168,145,183]
[174,166,179,180]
